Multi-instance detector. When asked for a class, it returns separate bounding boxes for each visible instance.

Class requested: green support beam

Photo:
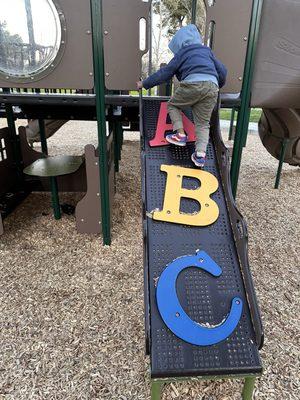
[242,377,257,400]
[230,0,263,198]
[229,108,237,141]
[151,382,163,400]
[38,119,48,155]
[50,176,61,220]
[112,120,123,173]
[275,138,288,189]
[90,0,111,245]
[151,375,258,400]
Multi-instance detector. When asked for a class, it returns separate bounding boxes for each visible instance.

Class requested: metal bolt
[95,162,98,166]
[105,72,109,77]
[81,219,84,222]
[61,41,65,44]
[104,30,108,35]
[238,77,242,81]
[243,37,248,41]
[86,30,92,35]
[97,193,100,197]
[89,72,93,76]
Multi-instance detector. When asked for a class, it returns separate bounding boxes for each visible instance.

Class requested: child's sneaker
[191,152,206,168]
[166,132,187,146]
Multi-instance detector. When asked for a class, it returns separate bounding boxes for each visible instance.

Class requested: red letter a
[149,102,196,147]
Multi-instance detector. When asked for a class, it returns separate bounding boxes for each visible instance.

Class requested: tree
[142,1,206,80]
[0,22,23,69]
[152,0,165,69]
[153,0,206,36]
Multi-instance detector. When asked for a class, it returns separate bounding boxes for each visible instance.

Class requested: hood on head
[169,24,203,54]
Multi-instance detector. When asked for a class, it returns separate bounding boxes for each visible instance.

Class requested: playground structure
[0,0,299,399]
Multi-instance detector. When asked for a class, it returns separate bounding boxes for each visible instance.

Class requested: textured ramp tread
[142,99,262,379]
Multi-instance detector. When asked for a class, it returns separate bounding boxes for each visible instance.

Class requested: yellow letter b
[153,165,219,227]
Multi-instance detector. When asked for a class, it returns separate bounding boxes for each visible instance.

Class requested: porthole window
[0,0,66,83]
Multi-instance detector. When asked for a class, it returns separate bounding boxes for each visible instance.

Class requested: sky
[0,0,60,47]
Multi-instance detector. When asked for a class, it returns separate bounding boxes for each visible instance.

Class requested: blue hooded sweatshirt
[143,24,227,90]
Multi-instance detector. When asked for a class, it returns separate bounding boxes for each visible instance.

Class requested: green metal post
[120,122,124,150]
[191,0,197,24]
[38,119,48,155]
[274,138,288,189]
[117,121,123,162]
[230,0,263,198]
[148,0,153,96]
[228,108,236,141]
[112,121,121,173]
[50,176,61,220]
[5,104,23,185]
[91,0,111,245]
[242,377,256,400]
[151,381,163,400]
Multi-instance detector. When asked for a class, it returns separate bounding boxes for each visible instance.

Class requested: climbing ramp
[141,98,263,397]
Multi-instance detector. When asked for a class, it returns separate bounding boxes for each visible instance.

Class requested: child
[137,24,227,167]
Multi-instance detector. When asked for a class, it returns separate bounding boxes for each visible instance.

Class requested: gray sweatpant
[168,81,219,153]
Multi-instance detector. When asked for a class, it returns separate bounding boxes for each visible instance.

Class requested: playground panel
[0,0,149,91]
[0,0,94,89]
[102,0,150,90]
[204,0,253,94]
[259,109,300,166]
[251,0,300,108]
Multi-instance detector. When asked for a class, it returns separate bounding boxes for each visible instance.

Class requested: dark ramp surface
[141,99,262,379]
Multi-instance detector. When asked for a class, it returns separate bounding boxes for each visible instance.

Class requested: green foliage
[153,0,205,36]
[0,22,23,45]
[220,109,262,124]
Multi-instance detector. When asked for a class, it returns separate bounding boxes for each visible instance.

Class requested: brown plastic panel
[0,0,94,89]
[204,0,253,94]
[0,128,18,195]
[258,109,300,166]
[103,0,150,90]
[75,141,115,234]
[251,0,300,108]
[210,106,264,349]
[0,127,19,235]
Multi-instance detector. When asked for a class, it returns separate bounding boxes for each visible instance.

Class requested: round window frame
[0,0,67,84]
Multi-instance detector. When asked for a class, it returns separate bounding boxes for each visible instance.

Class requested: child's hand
[136,81,143,90]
